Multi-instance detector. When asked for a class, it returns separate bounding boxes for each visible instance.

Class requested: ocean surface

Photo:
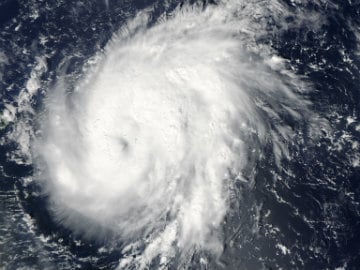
[0,0,359,269]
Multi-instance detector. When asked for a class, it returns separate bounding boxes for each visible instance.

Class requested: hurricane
[1,0,359,269]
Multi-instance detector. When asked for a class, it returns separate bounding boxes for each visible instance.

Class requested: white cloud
[21,1,324,268]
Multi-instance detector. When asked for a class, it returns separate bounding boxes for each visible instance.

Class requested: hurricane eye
[118,137,129,153]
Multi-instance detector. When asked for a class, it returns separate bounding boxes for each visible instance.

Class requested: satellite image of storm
[0,0,359,269]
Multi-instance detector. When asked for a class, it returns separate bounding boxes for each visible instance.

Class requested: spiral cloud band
[35,1,315,268]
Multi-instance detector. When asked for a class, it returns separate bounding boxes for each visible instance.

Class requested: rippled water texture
[0,0,359,269]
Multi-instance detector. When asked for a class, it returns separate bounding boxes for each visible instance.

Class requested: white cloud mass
[28,1,323,269]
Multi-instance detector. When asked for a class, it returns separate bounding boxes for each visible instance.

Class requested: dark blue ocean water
[0,0,359,269]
